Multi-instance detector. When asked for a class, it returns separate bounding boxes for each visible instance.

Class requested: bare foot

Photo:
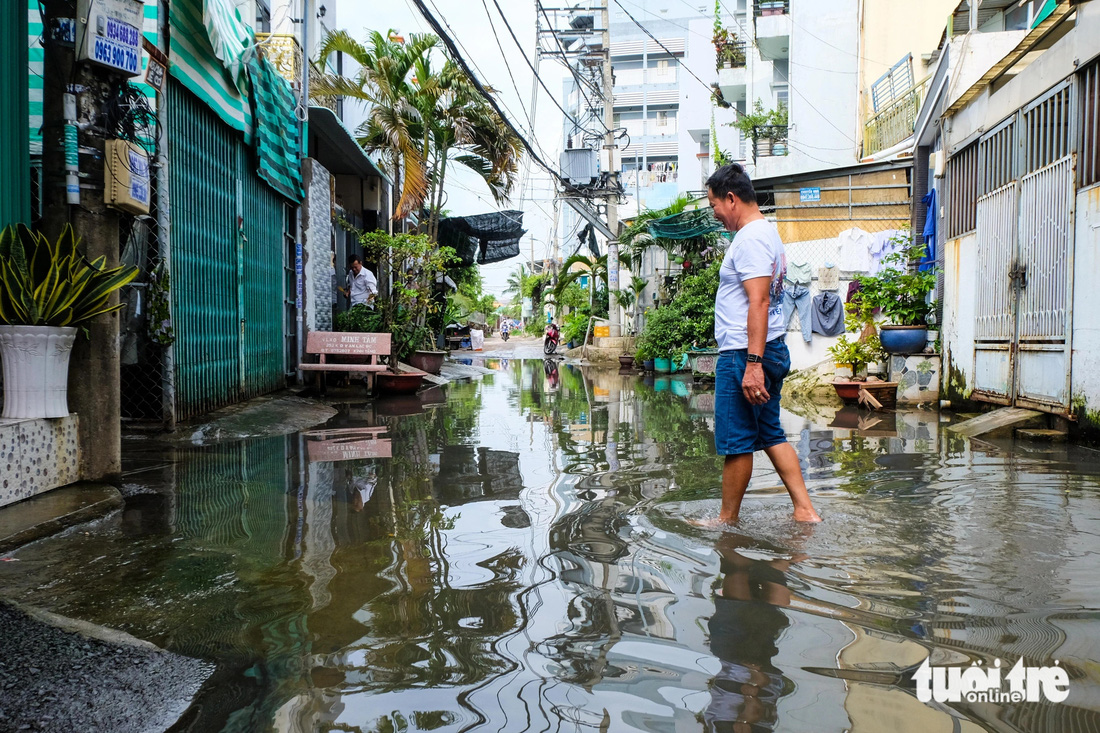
[792,508,822,523]
[687,516,738,528]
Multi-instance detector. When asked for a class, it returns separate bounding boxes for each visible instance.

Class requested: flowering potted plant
[0,224,138,418]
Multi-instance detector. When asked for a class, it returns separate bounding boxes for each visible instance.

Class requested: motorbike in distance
[544,323,560,355]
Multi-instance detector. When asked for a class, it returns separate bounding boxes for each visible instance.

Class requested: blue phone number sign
[90,17,140,75]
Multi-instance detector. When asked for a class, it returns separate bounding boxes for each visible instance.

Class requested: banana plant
[0,224,139,328]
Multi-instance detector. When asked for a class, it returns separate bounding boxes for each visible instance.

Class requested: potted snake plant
[0,224,138,418]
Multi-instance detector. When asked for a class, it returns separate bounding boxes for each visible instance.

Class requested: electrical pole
[601,0,620,338]
[41,0,123,483]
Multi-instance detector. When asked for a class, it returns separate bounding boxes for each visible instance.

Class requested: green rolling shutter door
[168,80,287,419]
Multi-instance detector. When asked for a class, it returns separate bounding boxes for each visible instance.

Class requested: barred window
[978,119,1017,195]
[946,142,979,238]
[1081,59,1100,188]
[1022,82,1071,173]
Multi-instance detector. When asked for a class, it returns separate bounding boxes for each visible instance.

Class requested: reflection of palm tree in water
[706,532,808,733]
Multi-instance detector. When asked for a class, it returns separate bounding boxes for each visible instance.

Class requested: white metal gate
[972,182,1018,403]
[1015,155,1076,411]
[971,155,1076,413]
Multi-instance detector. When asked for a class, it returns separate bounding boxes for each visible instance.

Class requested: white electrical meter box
[77,0,144,76]
[105,140,151,215]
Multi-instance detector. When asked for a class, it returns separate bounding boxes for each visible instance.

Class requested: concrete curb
[0,483,122,555]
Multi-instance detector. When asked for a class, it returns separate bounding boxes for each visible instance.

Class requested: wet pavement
[3,360,1100,732]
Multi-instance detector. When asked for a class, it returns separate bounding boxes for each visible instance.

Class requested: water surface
[3,360,1100,732]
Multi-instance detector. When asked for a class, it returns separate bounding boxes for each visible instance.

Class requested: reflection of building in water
[433,446,523,504]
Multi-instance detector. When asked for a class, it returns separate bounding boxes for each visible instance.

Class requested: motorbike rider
[544,322,560,351]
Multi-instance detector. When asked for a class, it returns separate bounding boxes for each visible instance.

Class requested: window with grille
[1081,59,1100,188]
[946,142,979,238]
[1022,83,1072,173]
[978,119,1017,195]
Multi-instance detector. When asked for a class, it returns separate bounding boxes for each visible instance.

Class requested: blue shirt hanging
[920,188,937,271]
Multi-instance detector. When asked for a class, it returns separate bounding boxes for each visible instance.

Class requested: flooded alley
[3,360,1100,732]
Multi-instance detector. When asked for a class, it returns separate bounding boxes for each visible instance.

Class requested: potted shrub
[734,99,775,157]
[857,235,936,354]
[0,224,138,418]
[350,230,457,392]
[828,334,896,407]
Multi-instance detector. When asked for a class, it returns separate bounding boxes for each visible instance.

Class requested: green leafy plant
[336,303,385,333]
[733,99,772,137]
[827,334,885,379]
[0,224,139,328]
[855,233,936,327]
[342,229,457,368]
[147,260,174,346]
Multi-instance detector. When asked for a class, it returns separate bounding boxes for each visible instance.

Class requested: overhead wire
[410,0,569,187]
[424,0,553,163]
[536,1,604,106]
[488,0,611,135]
[479,0,536,134]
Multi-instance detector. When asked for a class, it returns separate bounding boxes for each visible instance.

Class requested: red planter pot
[409,350,445,375]
[376,371,425,395]
[832,380,898,409]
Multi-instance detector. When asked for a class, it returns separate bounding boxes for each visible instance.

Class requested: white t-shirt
[714,219,787,351]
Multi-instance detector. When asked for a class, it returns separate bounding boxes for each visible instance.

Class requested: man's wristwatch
[746,353,763,363]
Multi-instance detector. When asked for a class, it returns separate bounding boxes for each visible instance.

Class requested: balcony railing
[255,33,339,114]
[255,33,302,86]
[863,76,930,156]
[753,0,789,16]
[716,40,747,71]
[752,125,788,158]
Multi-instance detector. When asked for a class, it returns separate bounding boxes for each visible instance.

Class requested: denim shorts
[714,338,791,455]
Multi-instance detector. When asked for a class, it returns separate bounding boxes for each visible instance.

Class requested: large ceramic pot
[654,357,672,374]
[408,350,445,375]
[376,371,425,395]
[879,325,928,354]
[618,355,635,369]
[0,325,77,419]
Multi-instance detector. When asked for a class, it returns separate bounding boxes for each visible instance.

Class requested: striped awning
[168,0,252,135]
[170,0,302,201]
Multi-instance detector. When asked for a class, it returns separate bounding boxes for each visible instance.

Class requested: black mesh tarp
[438,210,526,266]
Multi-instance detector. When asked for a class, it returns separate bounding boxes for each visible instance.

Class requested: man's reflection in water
[705,532,808,733]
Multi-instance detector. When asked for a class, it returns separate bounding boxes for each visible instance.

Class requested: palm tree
[313,29,435,220]
[553,254,607,314]
[504,263,528,301]
[313,30,522,230]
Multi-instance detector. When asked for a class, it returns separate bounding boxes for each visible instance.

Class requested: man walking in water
[706,163,821,524]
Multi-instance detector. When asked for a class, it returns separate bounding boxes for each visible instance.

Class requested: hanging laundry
[869,229,906,274]
[837,227,873,273]
[787,260,813,286]
[818,263,839,291]
[920,188,937,271]
[811,292,846,337]
[782,285,813,343]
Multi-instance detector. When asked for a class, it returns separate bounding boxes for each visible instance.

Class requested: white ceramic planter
[0,325,77,419]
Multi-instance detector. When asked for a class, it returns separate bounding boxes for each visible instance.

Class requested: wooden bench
[300,331,390,394]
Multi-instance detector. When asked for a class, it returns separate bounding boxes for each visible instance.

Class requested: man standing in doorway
[341,254,377,308]
[706,164,821,524]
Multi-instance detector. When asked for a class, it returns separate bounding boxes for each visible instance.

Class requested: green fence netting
[646,209,724,240]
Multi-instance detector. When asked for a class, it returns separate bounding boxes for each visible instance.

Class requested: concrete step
[0,483,122,554]
[948,407,1046,439]
[1016,428,1069,443]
